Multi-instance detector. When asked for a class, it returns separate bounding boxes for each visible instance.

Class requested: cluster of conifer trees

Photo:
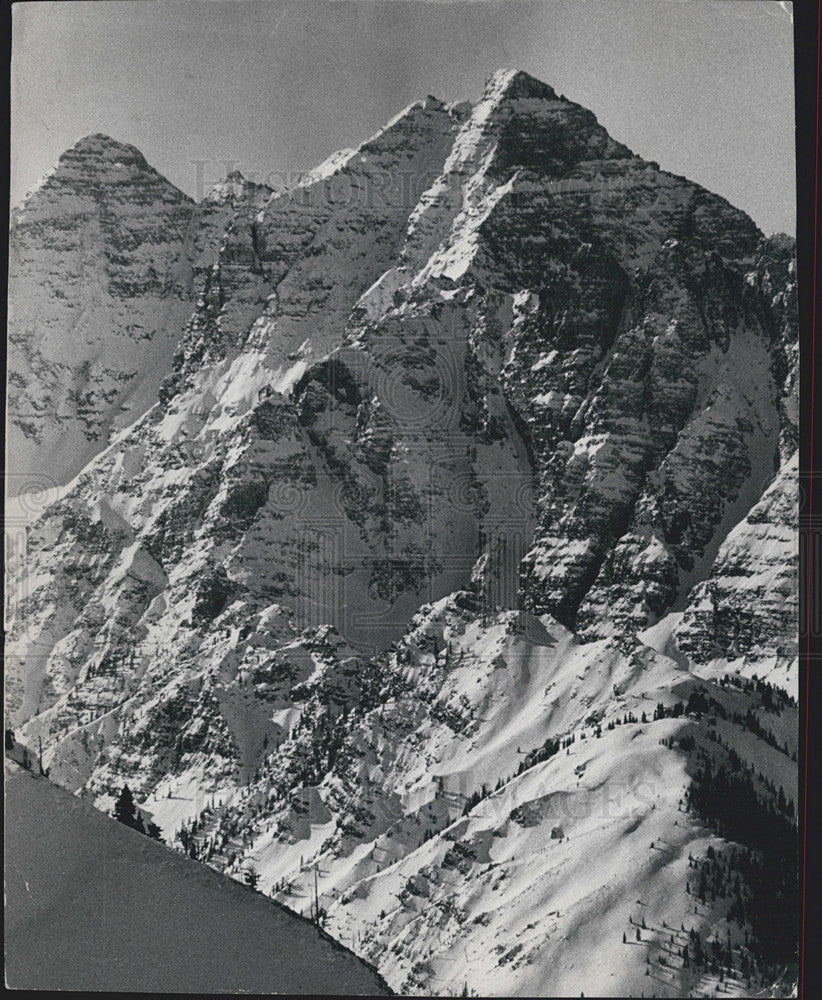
[112,785,163,841]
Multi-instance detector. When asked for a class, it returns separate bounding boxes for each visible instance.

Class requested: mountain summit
[484,67,560,98]
[58,132,154,166]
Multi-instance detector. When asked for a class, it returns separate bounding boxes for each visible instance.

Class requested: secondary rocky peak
[17,132,192,220]
[7,132,216,493]
[62,132,150,165]
[203,170,272,206]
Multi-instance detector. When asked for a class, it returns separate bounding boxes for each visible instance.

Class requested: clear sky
[11,0,796,235]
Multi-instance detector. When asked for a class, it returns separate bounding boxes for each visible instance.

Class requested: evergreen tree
[113,785,142,831]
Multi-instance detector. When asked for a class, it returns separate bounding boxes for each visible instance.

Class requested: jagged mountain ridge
[6,69,797,997]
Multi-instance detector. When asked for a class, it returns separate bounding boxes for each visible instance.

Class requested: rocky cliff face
[7,70,797,997]
[674,451,797,669]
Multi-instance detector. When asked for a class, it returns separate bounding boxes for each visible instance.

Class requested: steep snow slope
[6,69,798,998]
[4,762,389,993]
[118,599,793,997]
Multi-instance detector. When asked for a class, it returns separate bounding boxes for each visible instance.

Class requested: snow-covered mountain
[6,69,797,997]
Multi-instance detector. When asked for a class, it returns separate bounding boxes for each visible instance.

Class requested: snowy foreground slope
[6,69,798,997]
[4,761,389,993]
